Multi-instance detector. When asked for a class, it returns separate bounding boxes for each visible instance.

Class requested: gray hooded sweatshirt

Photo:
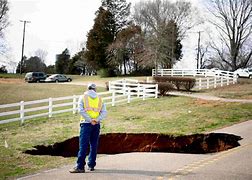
[78,90,107,124]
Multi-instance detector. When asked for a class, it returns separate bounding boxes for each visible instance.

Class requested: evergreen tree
[0,65,7,73]
[45,65,55,74]
[68,51,87,75]
[16,56,46,73]
[158,20,182,68]
[16,56,27,74]
[55,48,70,74]
[85,7,115,73]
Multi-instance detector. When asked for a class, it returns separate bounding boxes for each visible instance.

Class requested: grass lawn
[0,75,252,179]
[0,75,150,104]
[0,97,251,179]
[198,78,252,99]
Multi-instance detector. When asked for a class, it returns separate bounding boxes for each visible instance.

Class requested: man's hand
[91,119,98,125]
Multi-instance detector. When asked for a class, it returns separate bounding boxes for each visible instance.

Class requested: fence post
[221,77,223,87]
[112,91,115,106]
[143,87,146,100]
[48,98,53,118]
[207,78,209,89]
[123,82,126,95]
[155,84,158,98]
[214,77,217,88]
[137,83,140,98]
[199,78,202,90]
[73,95,77,114]
[161,69,164,76]
[227,77,230,85]
[127,87,131,103]
[109,81,111,91]
[233,76,236,84]
[20,101,24,124]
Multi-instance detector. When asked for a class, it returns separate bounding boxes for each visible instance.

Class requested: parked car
[45,74,72,83]
[234,68,252,78]
[25,72,47,83]
[207,68,222,76]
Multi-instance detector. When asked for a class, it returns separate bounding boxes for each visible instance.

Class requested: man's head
[87,83,96,91]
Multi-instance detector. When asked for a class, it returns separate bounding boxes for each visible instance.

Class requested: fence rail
[0,79,158,125]
[108,78,158,99]
[152,69,237,90]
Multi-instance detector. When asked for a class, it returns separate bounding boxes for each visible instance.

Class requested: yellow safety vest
[80,95,102,120]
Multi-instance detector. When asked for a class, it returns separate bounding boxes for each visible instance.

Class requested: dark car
[25,72,47,83]
[45,74,72,83]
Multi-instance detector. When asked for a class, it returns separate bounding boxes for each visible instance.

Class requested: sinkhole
[24,133,242,157]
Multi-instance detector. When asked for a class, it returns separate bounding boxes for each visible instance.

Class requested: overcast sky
[3,0,204,72]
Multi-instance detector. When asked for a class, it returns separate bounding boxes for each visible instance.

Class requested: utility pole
[196,31,203,69]
[19,20,31,74]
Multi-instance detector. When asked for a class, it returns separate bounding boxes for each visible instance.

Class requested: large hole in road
[24,133,242,157]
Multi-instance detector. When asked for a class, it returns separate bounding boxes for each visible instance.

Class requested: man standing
[70,83,107,173]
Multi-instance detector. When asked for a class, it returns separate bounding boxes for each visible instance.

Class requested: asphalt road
[17,120,252,180]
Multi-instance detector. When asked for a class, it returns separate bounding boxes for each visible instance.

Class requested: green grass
[68,74,150,82]
[0,75,252,179]
[200,79,252,99]
[0,73,25,79]
[0,82,106,104]
[0,96,252,179]
[0,75,150,104]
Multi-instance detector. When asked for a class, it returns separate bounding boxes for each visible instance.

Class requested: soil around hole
[24,133,242,157]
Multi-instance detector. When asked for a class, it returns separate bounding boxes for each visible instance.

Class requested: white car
[206,68,222,76]
[45,74,72,82]
[234,68,252,78]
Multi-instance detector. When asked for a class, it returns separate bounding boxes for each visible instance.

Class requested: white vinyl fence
[152,69,237,90]
[194,76,234,90]
[108,78,158,99]
[0,79,158,125]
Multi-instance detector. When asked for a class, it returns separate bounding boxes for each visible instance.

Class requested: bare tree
[34,49,48,63]
[0,0,9,54]
[132,0,200,73]
[107,25,143,75]
[198,44,209,69]
[133,0,200,39]
[206,0,252,71]
[0,0,9,37]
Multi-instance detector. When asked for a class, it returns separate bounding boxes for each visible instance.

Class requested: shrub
[97,69,110,77]
[183,79,196,91]
[97,68,116,77]
[157,82,174,96]
[139,81,174,96]
[153,76,196,91]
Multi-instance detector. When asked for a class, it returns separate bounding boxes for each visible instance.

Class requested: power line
[19,20,31,74]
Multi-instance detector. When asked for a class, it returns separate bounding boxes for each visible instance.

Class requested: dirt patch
[24,133,242,157]
[0,78,24,84]
[194,99,223,107]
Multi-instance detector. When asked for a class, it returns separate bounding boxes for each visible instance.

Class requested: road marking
[165,143,252,179]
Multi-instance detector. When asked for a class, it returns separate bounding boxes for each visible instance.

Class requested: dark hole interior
[24,133,242,157]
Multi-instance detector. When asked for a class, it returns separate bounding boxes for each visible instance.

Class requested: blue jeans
[76,123,100,170]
